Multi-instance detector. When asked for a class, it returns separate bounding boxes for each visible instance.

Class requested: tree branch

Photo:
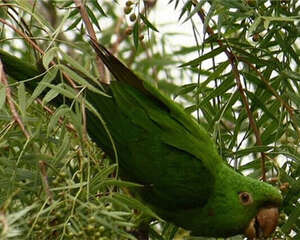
[73,0,108,83]
[0,59,30,139]
[191,0,268,180]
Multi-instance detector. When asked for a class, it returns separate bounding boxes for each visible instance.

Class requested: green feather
[0,46,282,238]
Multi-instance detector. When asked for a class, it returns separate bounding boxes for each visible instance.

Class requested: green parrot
[0,41,282,239]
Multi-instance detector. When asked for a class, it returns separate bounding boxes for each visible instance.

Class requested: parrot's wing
[0,46,219,209]
[90,40,223,177]
[106,81,216,210]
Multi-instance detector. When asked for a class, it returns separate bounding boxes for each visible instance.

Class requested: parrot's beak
[244,206,279,239]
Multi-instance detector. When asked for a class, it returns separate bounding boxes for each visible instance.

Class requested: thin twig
[0,16,80,139]
[81,96,88,142]
[0,17,77,89]
[36,99,76,133]
[0,59,30,139]
[0,212,9,236]
[238,56,295,118]
[191,1,268,180]
[39,161,53,203]
[73,0,107,83]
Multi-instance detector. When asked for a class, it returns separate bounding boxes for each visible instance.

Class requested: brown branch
[73,0,107,83]
[191,1,267,180]
[39,160,53,203]
[81,96,88,142]
[0,16,81,140]
[230,57,267,181]
[238,56,295,117]
[0,212,8,236]
[191,2,295,122]
[0,17,77,89]
[0,59,30,140]
[36,99,76,134]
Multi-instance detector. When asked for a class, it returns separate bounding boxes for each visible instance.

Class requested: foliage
[0,0,299,239]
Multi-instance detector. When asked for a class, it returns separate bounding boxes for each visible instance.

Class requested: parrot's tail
[89,38,149,95]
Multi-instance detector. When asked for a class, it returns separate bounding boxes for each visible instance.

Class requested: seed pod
[125,27,133,35]
[129,13,136,22]
[126,1,133,6]
[124,6,132,15]
[246,0,256,7]
[252,33,260,42]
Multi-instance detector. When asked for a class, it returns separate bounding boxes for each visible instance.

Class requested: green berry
[87,224,95,231]
[99,226,105,232]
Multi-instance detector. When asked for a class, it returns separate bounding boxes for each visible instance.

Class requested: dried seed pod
[126,1,133,6]
[124,6,132,15]
[125,27,133,35]
[129,13,137,22]
[252,33,260,42]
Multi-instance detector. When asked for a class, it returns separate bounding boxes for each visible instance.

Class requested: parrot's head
[207,165,283,238]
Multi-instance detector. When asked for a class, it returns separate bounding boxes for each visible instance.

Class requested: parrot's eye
[239,192,253,205]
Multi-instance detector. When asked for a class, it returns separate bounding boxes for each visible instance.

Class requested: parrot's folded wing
[0,48,215,210]
[90,40,223,176]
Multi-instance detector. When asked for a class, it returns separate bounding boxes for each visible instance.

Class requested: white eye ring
[239,192,253,205]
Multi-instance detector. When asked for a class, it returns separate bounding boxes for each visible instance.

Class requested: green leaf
[178,1,192,20]
[47,105,71,135]
[247,16,261,37]
[0,84,6,109]
[281,204,300,234]
[42,87,60,105]
[60,50,97,83]
[15,0,54,32]
[54,134,71,163]
[57,64,109,97]
[140,14,159,32]
[283,70,300,81]
[86,5,101,31]
[183,0,206,23]
[275,31,300,65]
[27,67,58,107]
[287,91,300,107]
[200,75,235,106]
[66,16,81,31]
[43,47,58,69]
[92,1,107,17]
[17,82,26,116]
[205,61,230,83]
[180,47,226,67]
[174,83,197,99]
[112,193,161,220]
[90,164,118,186]
[235,146,273,158]
[245,90,277,121]
[95,179,143,189]
[51,182,87,191]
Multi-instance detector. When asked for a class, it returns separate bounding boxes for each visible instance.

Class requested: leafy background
[0,0,299,239]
